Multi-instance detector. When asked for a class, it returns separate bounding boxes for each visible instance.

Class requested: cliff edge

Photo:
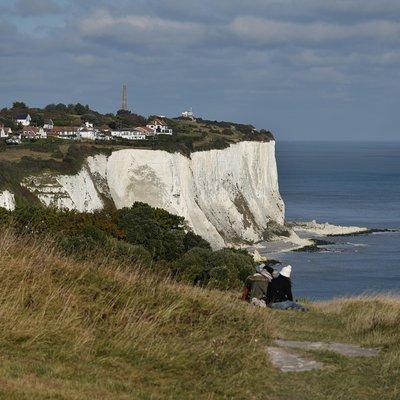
[21,141,284,248]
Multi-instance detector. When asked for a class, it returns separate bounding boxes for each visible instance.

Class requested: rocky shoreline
[254,220,397,256]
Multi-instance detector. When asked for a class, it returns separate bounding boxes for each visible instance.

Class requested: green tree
[12,101,27,109]
[74,103,87,115]
[172,247,212,285]
[183,231,211,251]
[31,113,44,127]
[117,203,165,260]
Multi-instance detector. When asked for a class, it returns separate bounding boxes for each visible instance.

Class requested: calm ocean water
[269,141,400,300]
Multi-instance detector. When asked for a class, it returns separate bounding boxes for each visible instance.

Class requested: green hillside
[0,227,399,399]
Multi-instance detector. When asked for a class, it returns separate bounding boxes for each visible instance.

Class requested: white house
[0,125,12,138]
[79,129,97,140]
[38,127,47,139]
[181,108,195,120]
[51,127,80,140]
[135,126,155,137]
[78,122,98,140]
[16,113,31,126]
[22,126,47,139]
[146,119,173,135]
[43,119,54,129]
[111,129,146,140]
[95,132,111,141]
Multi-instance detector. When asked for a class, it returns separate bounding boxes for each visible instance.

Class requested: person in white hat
[265,264,307,311]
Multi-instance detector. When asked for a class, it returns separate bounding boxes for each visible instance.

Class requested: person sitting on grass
[264,265,308,311]
[241,264,274,307]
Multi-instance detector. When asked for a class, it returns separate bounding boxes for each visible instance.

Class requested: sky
[0,0,399,141]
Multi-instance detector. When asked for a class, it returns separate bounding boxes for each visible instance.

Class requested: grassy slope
[0,231,399,399]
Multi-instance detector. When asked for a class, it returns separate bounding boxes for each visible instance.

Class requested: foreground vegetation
[0,229,399,399]
[0,204,255,291]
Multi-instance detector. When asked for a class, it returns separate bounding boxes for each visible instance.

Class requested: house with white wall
[79,129,97,140]
[146,119,173,135]
[78,122,98,140]
[51,127,80,140]
[111,129,146,140]
[0,124,12,138]
[135,126,155,137]
[16,113,31,126]
[22,126,47,139]
[181,108,195,120]
[43,119,54,129]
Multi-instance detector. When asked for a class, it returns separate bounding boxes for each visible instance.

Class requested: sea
[267,141,400,300]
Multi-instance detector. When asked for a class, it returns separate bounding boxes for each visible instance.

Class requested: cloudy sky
[1,0,399,141]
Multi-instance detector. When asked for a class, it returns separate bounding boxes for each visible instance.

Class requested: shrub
[173,247,254,290]
[208,248,254,283]
[105,238,152,266]
[208,265,242,290]
[184,231,211,251]
[172,247,212,286]
[116,203,201,262]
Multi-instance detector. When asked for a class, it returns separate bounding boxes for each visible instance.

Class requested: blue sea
[269,141,400,300]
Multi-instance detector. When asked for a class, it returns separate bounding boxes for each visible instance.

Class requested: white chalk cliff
[0,190,16,211]
[22,141,285,248]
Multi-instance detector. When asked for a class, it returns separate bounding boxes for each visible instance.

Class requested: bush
[173,247,254,290]
[172,247,212,286]
[2,204,254,291]
[208,265,242,290]
[208,248,254,284]
[183,231,211,251]
[105,238,152,266]
[116,203,204,262]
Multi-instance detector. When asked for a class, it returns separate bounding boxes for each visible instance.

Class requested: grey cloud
[229,17,400,45]
[1,0,400,141]
[14,0,62,16]
[80,9,209,48]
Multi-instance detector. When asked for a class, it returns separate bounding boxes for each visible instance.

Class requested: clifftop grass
[0,230,274,399]
[0,230,399,399]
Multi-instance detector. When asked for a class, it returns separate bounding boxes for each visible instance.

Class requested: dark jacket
[265,275,293,304]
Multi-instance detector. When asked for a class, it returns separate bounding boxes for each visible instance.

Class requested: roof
[22,126,39,132]
[148,119,167,126]
[16,113,30,120]
[135,126,154,134]
[50,127,80,133]
[44,119,53,124]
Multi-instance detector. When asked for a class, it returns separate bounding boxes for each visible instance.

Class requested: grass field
[0,230,399,399]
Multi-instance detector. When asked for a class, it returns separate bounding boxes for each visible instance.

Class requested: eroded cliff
[20,141,284,248]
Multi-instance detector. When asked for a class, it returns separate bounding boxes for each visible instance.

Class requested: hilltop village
[0,104,176,145]
[0,102,272,154]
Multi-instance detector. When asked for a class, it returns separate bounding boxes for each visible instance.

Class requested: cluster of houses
[0,113,174,145]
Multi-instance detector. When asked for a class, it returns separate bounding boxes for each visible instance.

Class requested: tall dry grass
[316,295,400,347]
[0,228,276,399]
[1,228,400,399]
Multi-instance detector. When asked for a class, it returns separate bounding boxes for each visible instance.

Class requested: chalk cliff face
[22,141,285,248]
[0,190,15,211]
